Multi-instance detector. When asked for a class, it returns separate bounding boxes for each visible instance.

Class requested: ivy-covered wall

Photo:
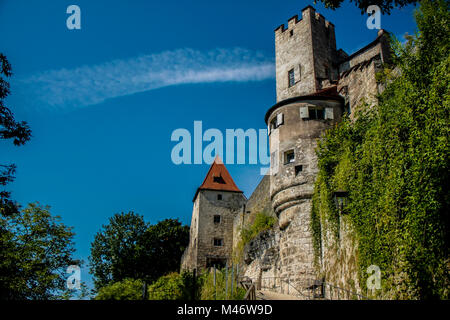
[311,0,449,299]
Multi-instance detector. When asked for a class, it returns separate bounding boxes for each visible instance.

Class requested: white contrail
[18,48,275,110]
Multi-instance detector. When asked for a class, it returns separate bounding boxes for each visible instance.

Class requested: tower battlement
[274,6,334,37]
[274,6,338,102]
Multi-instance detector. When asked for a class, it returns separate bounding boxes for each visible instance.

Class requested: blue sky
[0,0,418,292]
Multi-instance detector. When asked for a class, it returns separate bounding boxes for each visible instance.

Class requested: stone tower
[266,5,345,289]
[181,157,246,271]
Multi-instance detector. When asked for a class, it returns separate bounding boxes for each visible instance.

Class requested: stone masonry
[181,6,391,297]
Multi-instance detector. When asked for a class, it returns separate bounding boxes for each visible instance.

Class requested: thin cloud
[18,48,275,110]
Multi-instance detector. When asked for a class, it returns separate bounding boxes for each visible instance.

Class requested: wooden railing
[260,277,370,300]
[240,277,256,300]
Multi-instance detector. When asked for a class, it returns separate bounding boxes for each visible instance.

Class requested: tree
[95,278,144,300]
[316,0,418,14]
[312,0,449,298]
[0,202,81,299]
[0,53,32,216]
[89,213,189,291]
[89,212,148,290]
[139,219,190,282]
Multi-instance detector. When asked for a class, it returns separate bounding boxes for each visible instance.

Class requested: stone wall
[233,175,273,250]
[318,215,363,296]
[182,189,246,270]
[337,30,391,114]
[183,8,392,299]
[242,229,281,290]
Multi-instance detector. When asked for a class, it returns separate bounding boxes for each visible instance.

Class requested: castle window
[288,69,295,87]
[290,30,294,37]
[324,64,329,79]
[217,194,222,200]
[270,113,284,131]
[213,238,223,247]
[213,175,226,184]
[284,150,295,164]
[295,165,303,176]
[309,108,325,120]
[270,118,277,132]
[214,215,221,224]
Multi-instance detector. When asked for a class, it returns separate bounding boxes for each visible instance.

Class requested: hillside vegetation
[311,0,449,299]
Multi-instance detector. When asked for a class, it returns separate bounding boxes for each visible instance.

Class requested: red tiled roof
[193,157,242,201]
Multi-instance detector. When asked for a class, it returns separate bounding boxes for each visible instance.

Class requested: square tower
[181,158,246,271]
[274,6,338,102]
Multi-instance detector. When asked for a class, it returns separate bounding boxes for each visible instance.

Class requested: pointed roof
[193,157,243,201]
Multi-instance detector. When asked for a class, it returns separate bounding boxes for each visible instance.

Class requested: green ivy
[233,211,277,263]
[311,0,449,299]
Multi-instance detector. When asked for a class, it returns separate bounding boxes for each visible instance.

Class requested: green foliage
[95,278,144,300]
[0,202,82,300]
[311,0,449,299]
[89,213,189,291]
[147,272,198,300]
[89,212,148,290]
[140,219,190,285]
[200,268,246,300]
[234,211,276,263]
[240,212,276,245]
[316,0,418,14]
[0,53,32,216]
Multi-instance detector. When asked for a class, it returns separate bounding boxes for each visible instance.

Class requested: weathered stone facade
[239,6,391,295]
[181,159,246,271]
[182,6,391,297]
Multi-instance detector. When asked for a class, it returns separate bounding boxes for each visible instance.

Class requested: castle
[181,5,391,294]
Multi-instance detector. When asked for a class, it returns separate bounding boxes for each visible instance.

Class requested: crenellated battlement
[275,6,334,37]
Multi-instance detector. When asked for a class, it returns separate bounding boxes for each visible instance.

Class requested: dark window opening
[217,194,222,200]
[324,64,330,79]
[288,69,295,87]
[309,108,325,120]
[290,30,294,37]
[214,215,221,224]
[213,238,223,247]
[206,257,226,269]
[213,175,225,184]
[295,165,303,176]
[270,117,277,131]
[284,150,295,164]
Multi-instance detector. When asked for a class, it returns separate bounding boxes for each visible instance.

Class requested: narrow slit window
[288,69,295,87]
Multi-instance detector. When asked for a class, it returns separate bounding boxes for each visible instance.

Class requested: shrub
[240,212,276,245]
[95,278,144,300]
[311,0,449,299]
[148,271,203,300]
[200,268,246,300]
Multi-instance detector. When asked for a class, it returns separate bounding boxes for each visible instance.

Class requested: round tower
[266,5,345,292]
